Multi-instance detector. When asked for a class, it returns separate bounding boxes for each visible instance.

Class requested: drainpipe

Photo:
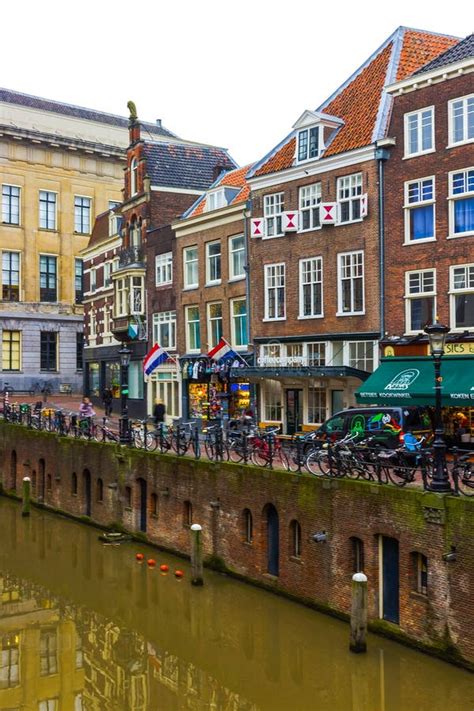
[243,199,252,348]
[375,140,395,343]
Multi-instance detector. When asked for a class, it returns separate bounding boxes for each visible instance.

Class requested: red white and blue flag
[207,337,238,363]
[143,343,171,376]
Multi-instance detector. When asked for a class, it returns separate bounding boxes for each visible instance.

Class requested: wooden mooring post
[190,523,204,586]
[350,572,368,653]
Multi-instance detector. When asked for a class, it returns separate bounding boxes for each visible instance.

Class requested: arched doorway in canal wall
[136,478,147,533]
[263,503,279,576]
[83,469,92,517]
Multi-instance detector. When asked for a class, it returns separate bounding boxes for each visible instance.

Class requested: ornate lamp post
[424,322,452,493]
[119,344,131,445]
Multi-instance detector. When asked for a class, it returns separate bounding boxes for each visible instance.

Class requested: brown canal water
[0,498,472,711]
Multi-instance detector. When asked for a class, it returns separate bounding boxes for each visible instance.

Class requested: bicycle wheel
[251,444,268,467]
[283,444,302,472]
[276,446,290,470]
[204,439,216,461]
[305,449,327,476]
[228,441,244,463]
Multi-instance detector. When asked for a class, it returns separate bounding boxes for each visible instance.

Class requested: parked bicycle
[250,428,289,469]
[172,422,200,458]
[203,423,228,462]
[451,448,474,496]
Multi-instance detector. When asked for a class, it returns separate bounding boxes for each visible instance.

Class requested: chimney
[156,119,162,128]
[212,163,228,182]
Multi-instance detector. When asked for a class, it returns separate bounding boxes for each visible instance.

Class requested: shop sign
[444,342,474,356]
[258,355,307,367]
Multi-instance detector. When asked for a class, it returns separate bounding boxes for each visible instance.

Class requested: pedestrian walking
[79,397,96,419]
[153,398,166,426]
[102,387,113,417]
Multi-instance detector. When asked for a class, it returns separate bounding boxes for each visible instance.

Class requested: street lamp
[424,321,452,493]
[119,344,131,445]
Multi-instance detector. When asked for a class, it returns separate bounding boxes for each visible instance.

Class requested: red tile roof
[187,164,252,218]
[252,28,459,178]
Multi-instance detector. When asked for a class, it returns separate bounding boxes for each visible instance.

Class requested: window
[155,252,173,286]
[2,331,20,372]
[348,341,375,372]
[231,298,247,349]
[404,177,435,242]
[2,184,20,225]
[206,241,221,284]
[186,306,200,351]
[450,264,474,329]
[151,493,158,516]
[89,311,96,339]
[289,520,302,558]
[307,342,326,366]
[39,191,57,230]
[39,700,58,711]
[337,174,362,223]
[299,183,321,231]
[40,332,57,371]
[404,107,434,156]
[308,387,326,424]
[40,629,58,676]
[260,343,281,365]
[449,168,474,236]
[89,267,96,292]
[264,263,285,320]
[2,252,20,301]
[207,302,223,347]
[129,218,141,247]
[115,278,128,317]
[229,235,245,279]
[297,126,320,162]
[264,193,284,237]
[108,200,121,236]
[183,501,192,527]
[153,311,176,350]
[96,478,103,503]
[264,379,282,421]
[405,269,436,333]
[337,251,364,314]
[103,262,111,288]
[206,189,226,211]
[184,246,198,288]
[103,306,111,339]
[449,94,474,146]
[74,196,91,234]
[351,537,365,573]
[76,333,83,371]
[39,256,57,302]
[0,632,20,689]
[74,259,83,303]
[411,552,428,595]
[243,509,253,543]
[299,257,322,317]
[130,158,138,196]
[130,276,144,315]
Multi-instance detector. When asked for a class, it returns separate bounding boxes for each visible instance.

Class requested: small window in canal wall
[183,500,192,527]
[242,508,253,543]
[411,552,428,596]
[350,536,365,573]
[151,493,158,517]
[72,472,77,495]
[289,520,302,559]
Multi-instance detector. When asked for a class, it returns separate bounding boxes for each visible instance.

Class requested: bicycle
[130,418,157,451]
[203,423,228,462]
[172,422,200,458]
[284,430,320,473]
[250,428,289,469]
[376,437,431,487]
[93,418,120,443]
[451,449,474,496]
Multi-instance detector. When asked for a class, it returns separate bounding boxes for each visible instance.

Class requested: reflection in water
[0,498,472,711]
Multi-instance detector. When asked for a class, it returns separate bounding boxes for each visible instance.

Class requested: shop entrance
[285,389,302,435]
[380,536,399,624]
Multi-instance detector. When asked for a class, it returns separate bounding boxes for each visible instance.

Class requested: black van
[316,406,432,448]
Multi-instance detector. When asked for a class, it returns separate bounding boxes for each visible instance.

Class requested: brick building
[82,106,236,417]
[174,166,252,421]
[239,28,458,434]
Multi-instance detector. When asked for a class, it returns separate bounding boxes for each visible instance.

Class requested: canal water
[0,498,472,710]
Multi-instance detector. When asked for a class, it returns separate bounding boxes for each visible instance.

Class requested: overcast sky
[2,1,469,165]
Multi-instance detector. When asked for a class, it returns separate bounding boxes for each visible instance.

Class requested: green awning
[355,356,474,407]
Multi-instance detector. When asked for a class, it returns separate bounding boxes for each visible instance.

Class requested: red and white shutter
[321,202,337,225]
[250,217,265,238]
[360,193,368,218]
[282,210,299,232]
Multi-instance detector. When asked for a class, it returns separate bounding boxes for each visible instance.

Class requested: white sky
[2,0,470,165]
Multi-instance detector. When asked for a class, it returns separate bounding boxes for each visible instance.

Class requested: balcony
[118,245,144,268]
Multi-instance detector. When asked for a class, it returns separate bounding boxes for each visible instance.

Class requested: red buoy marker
[159,564,169,573]
[136,553,144,562]
[175,569,184,579]
[147,558,156,568]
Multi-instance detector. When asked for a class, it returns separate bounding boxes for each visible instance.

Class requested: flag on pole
[143,343,171,376]
[207,337,238,363]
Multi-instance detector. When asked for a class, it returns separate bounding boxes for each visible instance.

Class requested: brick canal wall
[1,423,473,669]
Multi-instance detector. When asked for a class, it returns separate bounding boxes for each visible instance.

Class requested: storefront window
[308,387,326,424]
[88,362,100,397]
[264,379,282,421]
[230,382,250,417]
[188,381,225,420]
[105,362,120,398]
[128,361,144,399]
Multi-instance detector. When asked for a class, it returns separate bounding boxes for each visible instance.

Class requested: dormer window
[298,127,320,162]
[206,189,226,212]
[130,157,138,196]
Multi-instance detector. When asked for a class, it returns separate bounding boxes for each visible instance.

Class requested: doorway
[285,389,302,435]
[265,504,279,576]
[83,469,92,517]
[331,389,344,415]
[137,478,147,533]
[380,536,399,624]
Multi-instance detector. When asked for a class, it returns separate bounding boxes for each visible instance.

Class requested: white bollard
[190,523,203,586]
[350,572,368,653]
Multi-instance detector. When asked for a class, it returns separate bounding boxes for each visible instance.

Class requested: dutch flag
[207,338,238,363]
[143,343,171,376]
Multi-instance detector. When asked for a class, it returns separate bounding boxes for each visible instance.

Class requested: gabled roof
[249,27,459,179]
[183,164,252,219]
[84,210,115,251]
[413,33,474,75]
[0,88,176,139]
[143,141,237,192]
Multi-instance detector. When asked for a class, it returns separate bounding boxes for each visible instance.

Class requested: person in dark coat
[153,398,166,426]
[102,388,113,417]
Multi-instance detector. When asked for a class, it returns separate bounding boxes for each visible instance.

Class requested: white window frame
[306,342,326,367]
[299,257,323,319]
[404,106,435,158]
[207,302,223,348]
[345,340,377,373]
[130,276,144,315]
[74,195,92,235]
[448,94,474,148]
[108,200,120,236]
[155,252,173,286]
[153,311,177,350]
[230,298,247,350]
[307,386,327,425]
[337,251,364,316]
[264,263,286,321]
[206,189,226,212]
[403,176,436,244]
[298,183,321,232]
[263,193,284,239]
[185,305,201,353]
[183,246,198,289]
[90,267,96,292]
[2,250,21,302]
[89,310,97,339]
[2,184,21,225]
[103,261,112,288]
[404,269,436,334]
[205,241,222,285]
[297,125,321,163]
[336,173,363,224]
[130,158,138,196]
[449,263,474,331]
[263,379,283,422]
[448,167,474,239]
[39,190,57,230]
[228,234,245,281]
[115,277,128,317]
